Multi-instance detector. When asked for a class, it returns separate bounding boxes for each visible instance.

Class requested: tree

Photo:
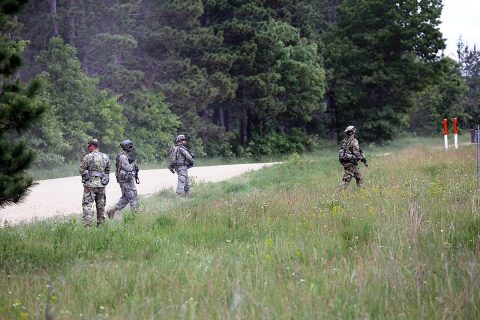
[409,58,467,135]
[323,0,446,142]
[0,0,45,206]
[139,0,221,154]
[124,90,180,162]
[457,40,480,127]
[200,0,326,150]
[33,37,125,160]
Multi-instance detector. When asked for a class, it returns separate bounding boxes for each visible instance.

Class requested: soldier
[169,134,195,196]
[107,140,139,218]
[79,139,111,227]
[337,126,368,192]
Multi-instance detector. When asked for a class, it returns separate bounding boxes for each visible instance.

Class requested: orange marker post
[453,117,458,149]
[443,119,448,150]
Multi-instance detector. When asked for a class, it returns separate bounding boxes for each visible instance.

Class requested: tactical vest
[115,151,132,182]
[338,138,356,164]
[83,151,110,186]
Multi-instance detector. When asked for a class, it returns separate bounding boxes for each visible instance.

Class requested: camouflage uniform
[79,150,111,226]
[114,150,138,211]
[337,132,367,191]
[169,143,194,196]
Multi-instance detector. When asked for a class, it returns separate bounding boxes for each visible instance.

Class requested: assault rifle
[127,155,140,184]
[187,150,196,169]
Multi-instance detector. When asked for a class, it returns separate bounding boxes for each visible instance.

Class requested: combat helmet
[176,134,186,143]
[120,140,134,151]
[344,126,357,135]
[86,138,99,147]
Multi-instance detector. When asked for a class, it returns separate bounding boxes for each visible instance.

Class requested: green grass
[2,138,480,319]
[29,134,470,181]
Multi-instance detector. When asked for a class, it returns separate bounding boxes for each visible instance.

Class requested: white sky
[440,0,480,58]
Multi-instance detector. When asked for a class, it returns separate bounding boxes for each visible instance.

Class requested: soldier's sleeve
[79,154,89,174]
[169,147,177,166]
[104,154,111,174]
[181,147,194,164]
[119,154,135,172]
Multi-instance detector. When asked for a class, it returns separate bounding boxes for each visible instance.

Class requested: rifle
[186,148,196,169]
[127,156,140,184]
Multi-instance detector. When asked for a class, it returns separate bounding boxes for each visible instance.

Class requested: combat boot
[107,207,118,219]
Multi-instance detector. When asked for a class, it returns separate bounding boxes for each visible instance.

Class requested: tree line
[2,0,480,205]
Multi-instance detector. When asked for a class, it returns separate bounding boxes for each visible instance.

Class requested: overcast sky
[440,0,480,58]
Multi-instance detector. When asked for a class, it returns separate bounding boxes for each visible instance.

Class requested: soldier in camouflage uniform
[107,140,139,218]
[79,139,111,227]
[169,134,195,196]
[337,126,368,192]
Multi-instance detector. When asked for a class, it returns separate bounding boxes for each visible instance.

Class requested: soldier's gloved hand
[169,166,175,174]
[361,158,368,167]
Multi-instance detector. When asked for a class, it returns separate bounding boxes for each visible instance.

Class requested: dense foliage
[457,40,480,127]
[0,0,44,206]
[323,0,448,142]
[9,0,477,164]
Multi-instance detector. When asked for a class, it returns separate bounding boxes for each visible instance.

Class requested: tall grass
[28,135,467,181]
[2,140,479,319]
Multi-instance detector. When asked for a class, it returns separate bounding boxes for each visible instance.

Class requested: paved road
[0,163,276,226]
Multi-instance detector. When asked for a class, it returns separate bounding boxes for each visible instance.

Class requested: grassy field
[2,139,479,319]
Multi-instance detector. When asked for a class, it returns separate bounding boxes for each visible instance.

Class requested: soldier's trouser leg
[115,181,138,211]
[354,168,364,188]
[176,166,190,195]
[94,188,106,226]
[82,187,95,226]
[337,164,355,192]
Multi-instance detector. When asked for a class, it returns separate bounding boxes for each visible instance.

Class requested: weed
[1,141,479,319]
[449,218,480,250]
[153,215,176,229]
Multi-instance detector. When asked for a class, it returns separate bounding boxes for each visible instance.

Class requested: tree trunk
[246,113,252,143]
[240,104,248,146]
[218,104,225,128]
[79,9,89,72]
[326,91,338,141]
[68,0,76,47]
[50,0,59,36]
[225,109,230,132]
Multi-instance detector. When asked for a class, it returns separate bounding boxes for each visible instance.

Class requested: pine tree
[201,0,326,150]
[324,0,446,142]
[0,0,45,207]
[139,0,220,153]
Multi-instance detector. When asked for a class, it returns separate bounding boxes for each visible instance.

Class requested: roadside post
[454,118,458,149]
[443,119,448,150]
[477,125,479,181]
